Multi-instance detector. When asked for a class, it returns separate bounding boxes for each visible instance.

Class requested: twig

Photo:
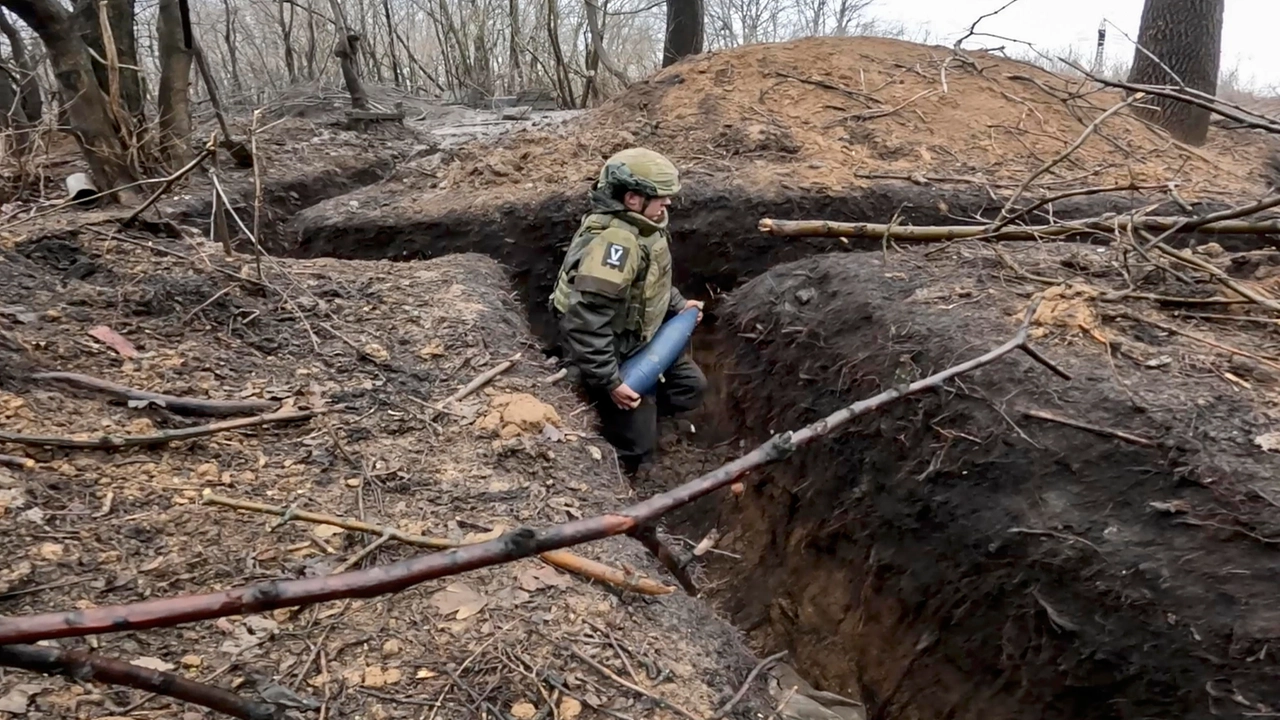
[993,93,1145,226]
[0,302,1062,644]
[711,651,788,720]
[832,89,937,123]
[447,354,521,404]
[541,368,568,384]
[30,371,278,417]
[770,71,881,107]
[121,147,214,227]
[1020,408,1156,448]
[954,0,1025,49]
[0,408,330,449]
[567,644,700,720]
[201,492,675,595]
[332,532,392,574]
[0,453,34,469]
[0,644,277,720]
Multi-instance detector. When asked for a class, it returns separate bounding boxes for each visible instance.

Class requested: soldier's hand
[611,383,642,410]
[684,299,705,324]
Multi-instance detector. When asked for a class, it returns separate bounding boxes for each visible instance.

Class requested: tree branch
[0,408,329,449]
[0,300,1062,645]
[30,371,278,417]
[0,644,279,720]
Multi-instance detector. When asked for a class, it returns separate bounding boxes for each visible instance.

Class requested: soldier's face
[624,192,671,222]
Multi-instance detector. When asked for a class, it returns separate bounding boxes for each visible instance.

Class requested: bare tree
[1128,0,1224,145]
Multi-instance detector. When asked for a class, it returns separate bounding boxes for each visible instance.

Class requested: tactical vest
[551,213,674,348]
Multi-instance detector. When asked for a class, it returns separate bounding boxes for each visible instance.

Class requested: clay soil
[639,240,1280,720]
[0,218,769,718]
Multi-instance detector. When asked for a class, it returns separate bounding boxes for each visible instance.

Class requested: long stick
[201,492,675,595]
[0,301,1059,644]
[30,371,279,417]
[0,408,328,449]
[0,644,277,720]
[758,215,1280,241]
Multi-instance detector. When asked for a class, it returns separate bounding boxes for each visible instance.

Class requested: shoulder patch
[600,241,630,270]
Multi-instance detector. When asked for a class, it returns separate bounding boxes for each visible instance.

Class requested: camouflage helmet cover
[596,147,681,198]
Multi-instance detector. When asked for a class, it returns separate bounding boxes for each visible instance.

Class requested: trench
[268,175,1277,720]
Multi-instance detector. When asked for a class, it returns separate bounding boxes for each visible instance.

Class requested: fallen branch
[0,453,34,469]
[30,372,279,417]
[0,408,329,449]
[1062,60,1280,136]
[1021,408,1157,448]
[758,214,1280,242]
[0,301,1062,644]
[201,492,675,595]
[0,644,278,720]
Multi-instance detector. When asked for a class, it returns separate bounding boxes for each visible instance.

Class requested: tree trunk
[276,0,296,82]
[662,0,703,68]
[507,0,522,89]
[0,9,43,124]
[304,0,316,79]
[154,0,192,169]
[218,0,242,93]
[325,0,368,109]
[380,0,399,86]
[1,0,139,198]
[72,0,142,121]
[1127,0,1224,146]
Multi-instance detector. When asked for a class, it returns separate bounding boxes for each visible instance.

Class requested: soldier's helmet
[597,147,681,198]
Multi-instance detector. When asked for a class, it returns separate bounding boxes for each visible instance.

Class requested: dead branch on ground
[0,454,34,469]
[1021,408,1157,448]
[30,371,278,417]
[0,408,330,449]
[201,491,675,595]
[0,299,1064,645]
[758,212,1280,242]
[0,644,278,720]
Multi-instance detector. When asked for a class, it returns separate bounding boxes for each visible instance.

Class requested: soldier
[549,147,706,476]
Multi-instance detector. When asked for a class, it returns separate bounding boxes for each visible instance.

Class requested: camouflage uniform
[550,148,706,472]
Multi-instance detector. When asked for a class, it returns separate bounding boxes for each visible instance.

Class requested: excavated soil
[641,242,1280,720]
[0,226,770,720]
[285,35,1274,241]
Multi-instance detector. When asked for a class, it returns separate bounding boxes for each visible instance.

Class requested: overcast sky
[869,0,1280,91]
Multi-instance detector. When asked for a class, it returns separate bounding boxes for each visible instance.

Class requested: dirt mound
[428,36,1268,203]
[0,228,770,719]
[660,243,1280,720]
